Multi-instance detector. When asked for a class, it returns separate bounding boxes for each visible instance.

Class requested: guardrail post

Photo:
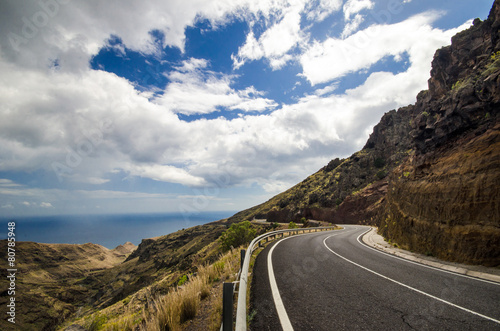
[240,250,246,271]
[223,282,233,331]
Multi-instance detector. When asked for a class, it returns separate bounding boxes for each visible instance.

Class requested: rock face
[231,0,500,266]
[378,1,500,266]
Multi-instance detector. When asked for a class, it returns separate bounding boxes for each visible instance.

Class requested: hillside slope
[0,240,136,330]
[230,0,500,266]
[0,223,226,330]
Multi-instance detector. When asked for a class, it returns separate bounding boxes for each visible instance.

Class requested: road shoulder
[361,227,500,284]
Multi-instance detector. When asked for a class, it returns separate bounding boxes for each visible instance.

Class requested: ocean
[0,211,235,249]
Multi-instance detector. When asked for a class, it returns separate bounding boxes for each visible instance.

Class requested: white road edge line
[267,229,345,331]
[323,234,500,325]
[355,227,500,286]
[268,236,295,331]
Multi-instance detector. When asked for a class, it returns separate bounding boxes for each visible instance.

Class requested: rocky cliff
[378,1,500,266]
[230,0,500,266]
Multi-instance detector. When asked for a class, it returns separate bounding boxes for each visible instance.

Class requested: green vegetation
[491,50,500,61]
[288,221,298,229]
[451,80,462,90]
[219,221,257,251]
[88,313,108,331]
[177,274,188,286]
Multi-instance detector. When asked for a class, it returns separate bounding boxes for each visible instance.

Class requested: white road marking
[267,228,346,331]
[268,237,295,331]
[355,227,500,286]
[323,234,500,325]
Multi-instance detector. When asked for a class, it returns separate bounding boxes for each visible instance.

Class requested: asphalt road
[249,225,500,330]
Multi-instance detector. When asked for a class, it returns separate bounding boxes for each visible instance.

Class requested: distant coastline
[0,211,234,249]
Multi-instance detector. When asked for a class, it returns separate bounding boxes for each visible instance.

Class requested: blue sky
[0,0,494,217]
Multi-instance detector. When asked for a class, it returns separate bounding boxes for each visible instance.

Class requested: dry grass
[66,246,241,331]
[138,248,240,331]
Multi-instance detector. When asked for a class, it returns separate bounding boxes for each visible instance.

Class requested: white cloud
[342,13,365,38]
[233,1,306,70]
[0,179,21,187]
[40,202,53,208]
[306,0,343,22]
[313,83,339,96]
[126,164,208,187]
[343,0,374,20]
[301,11,469,85]
[158,58,277,115]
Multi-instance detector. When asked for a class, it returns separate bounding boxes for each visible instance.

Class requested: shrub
[288,221,298,229]
[374,157,385,169]
[177,275,188,286]
[491,51,500,61]
[219,221,256,251]
[88,313,107,331]
[324,158,341,172]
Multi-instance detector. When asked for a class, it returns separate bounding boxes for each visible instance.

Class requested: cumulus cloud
[158,58,277,115]
[233,2,306,70]
[301,12,471,85]
[233,0,347,70]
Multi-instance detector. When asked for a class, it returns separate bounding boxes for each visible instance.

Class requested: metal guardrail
[224,225,338,331]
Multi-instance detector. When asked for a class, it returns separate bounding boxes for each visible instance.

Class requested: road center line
[323,235,500,325]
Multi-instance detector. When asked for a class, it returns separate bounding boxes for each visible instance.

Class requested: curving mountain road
[249,225,500,330]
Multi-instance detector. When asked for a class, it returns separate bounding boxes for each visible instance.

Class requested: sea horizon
[0,211,236,249]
